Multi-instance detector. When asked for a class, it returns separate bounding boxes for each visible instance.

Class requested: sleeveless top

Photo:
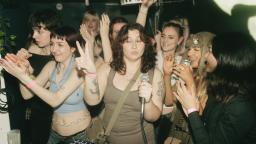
[103,68,155,144]
[28,54,53,114]
[49,57,87,113]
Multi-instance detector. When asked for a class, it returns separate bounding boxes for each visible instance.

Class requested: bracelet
[187,108,198,114]
[86,72,97,79]
[25,81,35,89]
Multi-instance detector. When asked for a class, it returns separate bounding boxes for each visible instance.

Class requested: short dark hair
[29,8,61,32]
[110,23,156,74]
[51,26,85,57]
[207,32,256,101]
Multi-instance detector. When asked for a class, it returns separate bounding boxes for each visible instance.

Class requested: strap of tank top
[49,56,75,87]
[104,67,141,136]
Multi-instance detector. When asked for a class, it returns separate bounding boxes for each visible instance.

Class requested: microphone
[140,73,150,115]
[140,72,149,144]
[171,58,191,85]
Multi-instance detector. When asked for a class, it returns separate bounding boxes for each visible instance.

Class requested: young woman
[16,9,61,144]
[76,23,164,144]
[1,26,93,144]
[174,32,256,144]
[163,31,216,144]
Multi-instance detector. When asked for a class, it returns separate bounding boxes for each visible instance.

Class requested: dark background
[1,0,255,143]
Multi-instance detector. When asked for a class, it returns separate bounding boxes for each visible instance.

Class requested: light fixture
[85,0,89,6]
[56,2,63,10]
[120,0,142,5]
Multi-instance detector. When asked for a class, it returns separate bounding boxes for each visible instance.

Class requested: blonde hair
[186,31,215,113]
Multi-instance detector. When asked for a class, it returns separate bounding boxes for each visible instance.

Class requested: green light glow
[214,0,256,40]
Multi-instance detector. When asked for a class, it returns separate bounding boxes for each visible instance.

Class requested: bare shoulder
[28,44,39,54]
[42,61,56,74]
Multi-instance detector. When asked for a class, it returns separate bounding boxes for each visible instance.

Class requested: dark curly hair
[110,23,156,74]
[207,32,256,102]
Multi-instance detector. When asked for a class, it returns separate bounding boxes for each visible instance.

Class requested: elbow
[49,99,62,108]
[84,97,101,106]
[145,109,162,122]
[164,100,174,107]
[86,100,101,106]
[22,96,32,100]
[145,113,161,122]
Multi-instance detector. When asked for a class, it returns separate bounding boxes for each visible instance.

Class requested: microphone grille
[141,73,150,82]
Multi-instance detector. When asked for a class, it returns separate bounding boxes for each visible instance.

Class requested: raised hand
[173,63,194,86]
[75,41,96,74]
[100,13,110,37]
[141,0,157,8]
[5,53,31,74]
[163,55,174,76]
[80,24,96,45]
[173,80,199,116]
[0,54,27,79]
[139,81,153,103]
[16,48,32,59]
[16,49,34,74]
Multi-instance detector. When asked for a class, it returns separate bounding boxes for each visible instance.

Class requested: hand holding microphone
[139,73,152,104]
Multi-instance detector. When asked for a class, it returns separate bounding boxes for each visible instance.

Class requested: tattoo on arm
[157,81,164,98]
[89,79,100,95]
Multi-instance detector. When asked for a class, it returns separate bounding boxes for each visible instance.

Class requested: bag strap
[104,68,141,136]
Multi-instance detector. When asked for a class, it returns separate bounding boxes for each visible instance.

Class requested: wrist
[86,72,97,79]
[164,73,172,78]
[187,107,198,114]
[25,80,36,89]
[139,6,148,14]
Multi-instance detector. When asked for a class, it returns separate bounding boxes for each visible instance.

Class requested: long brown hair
[110,23,156,74]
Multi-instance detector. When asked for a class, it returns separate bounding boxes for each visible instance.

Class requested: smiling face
[83,14,99,34]
[123,29,145,62]
[50,37,75,63]
[32,25,51,48]
[187,46,202,68]
[161,26,183,53]
[187,46,217,72]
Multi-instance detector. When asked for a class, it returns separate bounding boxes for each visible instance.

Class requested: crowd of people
[0,0,256,143]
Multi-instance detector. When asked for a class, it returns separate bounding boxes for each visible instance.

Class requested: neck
[124,58,141,74]
[58,55,73,72]
[39,44,51,55]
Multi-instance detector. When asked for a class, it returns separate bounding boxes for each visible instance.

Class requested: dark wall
[1,0,255,141]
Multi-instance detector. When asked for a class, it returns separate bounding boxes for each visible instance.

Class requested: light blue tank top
[49,57,87,113]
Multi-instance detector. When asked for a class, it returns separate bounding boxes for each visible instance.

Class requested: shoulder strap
[104,68,141,136]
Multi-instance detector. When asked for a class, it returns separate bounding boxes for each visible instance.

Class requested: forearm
[144,100,161,122]
[188,112,209,144]
[164,75,175,106]
[84,75,101,106]
[18,72,82,107]
[101,34,112,63]
[136,5,149,27]
[19,83,34,99]
[17,74,59,106]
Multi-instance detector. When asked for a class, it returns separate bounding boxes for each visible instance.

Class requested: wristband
[86,72,97,79]
[26,81,35,89]
[187,108,198,114]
